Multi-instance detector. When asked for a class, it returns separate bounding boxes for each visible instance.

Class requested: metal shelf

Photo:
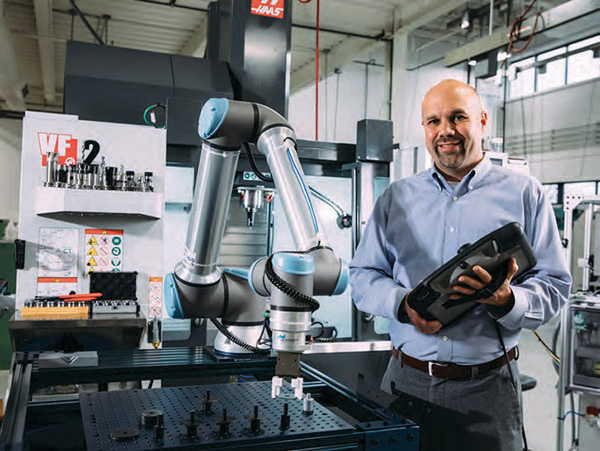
[35,187,164,219]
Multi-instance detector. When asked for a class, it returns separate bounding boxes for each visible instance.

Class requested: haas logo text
[251,0,284,19]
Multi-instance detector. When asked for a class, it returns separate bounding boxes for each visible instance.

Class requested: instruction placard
[85,229,123,277]
[38,228,78,278]
[149,277,163,318]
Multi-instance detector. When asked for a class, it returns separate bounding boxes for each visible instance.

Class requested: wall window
[509,35,599,98]
[537,47,566,92]
[567,36,600,84]
[510,57,535,97]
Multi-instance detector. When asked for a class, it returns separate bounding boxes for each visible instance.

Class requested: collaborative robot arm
[164,99,348,399]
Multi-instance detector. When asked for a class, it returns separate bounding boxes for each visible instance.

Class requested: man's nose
[439,118,455,137]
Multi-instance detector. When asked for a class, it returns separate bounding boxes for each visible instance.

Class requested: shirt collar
[429,153,492,192]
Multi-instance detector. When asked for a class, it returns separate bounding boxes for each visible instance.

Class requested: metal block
[356,120,393,163]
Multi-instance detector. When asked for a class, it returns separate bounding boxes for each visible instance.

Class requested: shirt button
[452,196,458,201]
[450,227,455,233]
[442,336,449,342]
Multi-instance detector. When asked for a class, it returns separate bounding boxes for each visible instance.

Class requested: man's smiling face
[422,80,487,182]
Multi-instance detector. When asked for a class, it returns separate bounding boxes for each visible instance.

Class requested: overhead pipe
[0,0,26,110]
[34,0,56,104]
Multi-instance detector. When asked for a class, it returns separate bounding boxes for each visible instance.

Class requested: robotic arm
[164,99,348,398]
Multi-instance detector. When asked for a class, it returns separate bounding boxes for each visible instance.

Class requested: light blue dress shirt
[349,155,572,365]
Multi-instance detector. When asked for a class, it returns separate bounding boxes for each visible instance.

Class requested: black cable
[315,326,338,342]
[264,253,320,311]
[210,318,270,355]
[551,319,561,373]
[68,0,105,45]
[256,319,269,348]
[311,321,325,339]
[494,321,529,451]
[244,143,273,182]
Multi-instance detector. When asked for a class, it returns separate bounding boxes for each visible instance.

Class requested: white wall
[390,31,468,181]
[504,79,600,183]
[289,43,390,144]
[0,118,22,222]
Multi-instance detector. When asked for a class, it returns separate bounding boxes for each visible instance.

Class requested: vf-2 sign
[251,0,284,19]
[38,133,78,166]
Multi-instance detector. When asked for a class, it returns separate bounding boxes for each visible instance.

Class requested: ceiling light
[497,51,511,62]
[461,10,471,30]
[468,60,477,66]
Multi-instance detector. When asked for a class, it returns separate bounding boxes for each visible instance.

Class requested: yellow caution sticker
[87,256,98,266]
[87,246,98,256]
[87,236,98,246]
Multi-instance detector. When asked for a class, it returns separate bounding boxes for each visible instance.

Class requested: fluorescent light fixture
[468,59,477,66]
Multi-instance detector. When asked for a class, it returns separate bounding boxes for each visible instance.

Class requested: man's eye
[454,115,467,121]
[428,119,439,125]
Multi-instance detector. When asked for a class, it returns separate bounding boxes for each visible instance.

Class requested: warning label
[85,229,123,277]
[251,0,284,19]
[149,277,163,318]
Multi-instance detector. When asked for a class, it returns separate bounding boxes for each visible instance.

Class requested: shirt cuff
[495,285,528,329]
[392,287,411,323]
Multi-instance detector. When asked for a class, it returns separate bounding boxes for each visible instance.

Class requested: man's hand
[449,258,519,308]
[402,297,442,334]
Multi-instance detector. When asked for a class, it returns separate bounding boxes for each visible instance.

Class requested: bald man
[350,79,570,451]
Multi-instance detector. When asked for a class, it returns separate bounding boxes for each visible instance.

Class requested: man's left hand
[449,258,519,308]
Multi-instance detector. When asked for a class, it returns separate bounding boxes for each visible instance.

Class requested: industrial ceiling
[0,0,592,113]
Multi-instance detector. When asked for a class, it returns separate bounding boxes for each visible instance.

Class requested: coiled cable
[264,252,320,312]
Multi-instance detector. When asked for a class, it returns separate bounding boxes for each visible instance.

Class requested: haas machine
[164,99,349,399]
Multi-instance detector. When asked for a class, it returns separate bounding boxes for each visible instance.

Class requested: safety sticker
[85,229,123,277]
[149,277,163,318]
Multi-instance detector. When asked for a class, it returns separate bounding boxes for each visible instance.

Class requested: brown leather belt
[392,347,516,380]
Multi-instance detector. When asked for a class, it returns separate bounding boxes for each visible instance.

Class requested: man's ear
[480,111,488,130]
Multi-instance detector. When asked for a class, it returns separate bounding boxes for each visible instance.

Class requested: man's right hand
[401,297,442,334]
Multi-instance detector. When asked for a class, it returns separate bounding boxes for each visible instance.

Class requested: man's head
[421,79,487,181]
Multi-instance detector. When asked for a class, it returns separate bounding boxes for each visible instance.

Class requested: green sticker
[111,247,122,256]
[112,236,122,245]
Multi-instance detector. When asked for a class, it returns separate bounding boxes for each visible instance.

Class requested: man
[349,79,571,451]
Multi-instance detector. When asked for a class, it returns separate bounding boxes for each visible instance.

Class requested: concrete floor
[519,316,574,451]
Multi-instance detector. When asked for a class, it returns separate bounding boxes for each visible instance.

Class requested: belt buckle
[428,361,448,377]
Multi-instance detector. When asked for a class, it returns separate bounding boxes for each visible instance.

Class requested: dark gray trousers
[381,354,523,451]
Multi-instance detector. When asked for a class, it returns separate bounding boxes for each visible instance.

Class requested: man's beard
[434,140,466,169]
